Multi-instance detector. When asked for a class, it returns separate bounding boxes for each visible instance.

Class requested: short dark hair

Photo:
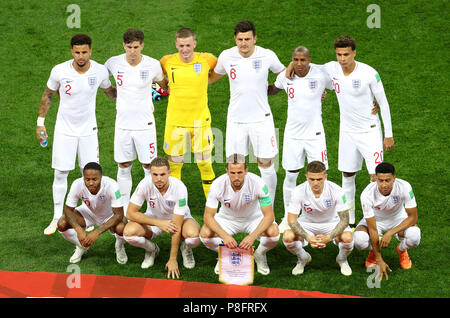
[234,20,256,36]
[176,27,196,40]
[375,162,395,175]
[71,34,92,48]
[226,154,247,169]
[150,156,170,170]
[293,46,310,58]
[123,28,144,44]
[306,161,326,173]
[83,162,102,174]
[334,35,356,51]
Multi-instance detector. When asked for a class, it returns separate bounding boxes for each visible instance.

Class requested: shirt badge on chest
[140,70,149,81]
[88,76,96,87]
[193,63,202,74]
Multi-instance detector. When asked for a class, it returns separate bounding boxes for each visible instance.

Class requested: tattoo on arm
[95,207,122,234]
[38,88,56,117]
[289,220,309,240]
[330,210,349,240]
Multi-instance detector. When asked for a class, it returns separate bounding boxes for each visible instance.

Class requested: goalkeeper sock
[169,161,183,180]
[197,158,215,198]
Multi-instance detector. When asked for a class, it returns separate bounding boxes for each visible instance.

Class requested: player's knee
[340,231,353,243]
[114,222,126,236]
[57,216,69,232]
[123,222,141,237]
[343,172,356,178]
[282,230,296,243]
[257,157,273,167]
[405,226,421,248]
[353,230,370,250]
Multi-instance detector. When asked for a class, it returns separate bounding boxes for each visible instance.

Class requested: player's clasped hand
[160,220,178,234]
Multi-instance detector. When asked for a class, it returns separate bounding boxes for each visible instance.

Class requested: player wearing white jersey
[57,162,127,264]
[269,46,333,233]
[105,29,167,212]
[208,20,285,203]
[123,157,200,279]
[200,154,280,276]
[36,34,116,236]
[322,36,395,227]
[354,162,420,280]
[283,161,353,276]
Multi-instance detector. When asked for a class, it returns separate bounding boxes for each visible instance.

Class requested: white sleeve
[46,66,60,91]
[104,58,113,76]
[99,66,112,89]
[274,72,286,90]
[173,183,189,216]
[361,193,375,219]
[213,52,227,75]
[65,179,81,208]
[269,50,285,74]
[335,189,349,213]
[129,179,148,207]
[370,70,393,138]
[287,187,303,216]
[109,180,123,208]
[205,181,220,209]
[402,182,417,209]
[152,60,164,82]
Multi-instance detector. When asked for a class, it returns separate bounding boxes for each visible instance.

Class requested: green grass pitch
[0,0,448,298]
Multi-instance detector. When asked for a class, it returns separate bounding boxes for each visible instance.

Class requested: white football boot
[180,241,195,269]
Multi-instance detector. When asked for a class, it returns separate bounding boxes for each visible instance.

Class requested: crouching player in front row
[123,156,201,279]
[283,161,354,276]
[354,162,421,280]
[57,162,128,264]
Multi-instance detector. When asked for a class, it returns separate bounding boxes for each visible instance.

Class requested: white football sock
[184,237,200,249]
[59,228,83,248]
[123,235,155,252]
[258,164,277,202]
[200,236,222,252]
[256,235,280,254]
[283,170,299,217]
[117,165,132,211]
[53,170,69,220]
[283,240,309,259]
[337,241,354,261]
[342,174,356,224]
[143,166,150,178]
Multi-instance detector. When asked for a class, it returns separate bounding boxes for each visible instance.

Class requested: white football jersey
[361,178,416,222]
[206,172,272,220]
[130,176,190,220]
[274,64,333,139]
[104,54,164,130]
[65,176,123,223]
[214,46,285,123]
[288,180,348,223]
[46,59,111,136]
[322,61,392,137]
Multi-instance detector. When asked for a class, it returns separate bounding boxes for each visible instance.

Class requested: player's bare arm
[288,217,310,243]
[380,207,418,248]
[102,85,117,100]
[36,87,56,141]
[156,77,168,91]
[285,61,295,80]
[329,210,350,241]
[267,84,282,96]
[240,204,275,250]
[64,205,87,244]
[126,202,178,234]
[166,213,184,279]
[366,216,391,280]
[88,206,124,242]
[203,206,237,248]
[208,70,224,85]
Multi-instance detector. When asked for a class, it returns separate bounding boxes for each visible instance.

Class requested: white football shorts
[52,132,99,171]
[144,210,194,239]
[214,212,276,237]
[75,203,114,228]
[226,115,278,159]
[114,126,157,164]
[356,215,408,238]
[282,134,328,171]
[338,126,383,174]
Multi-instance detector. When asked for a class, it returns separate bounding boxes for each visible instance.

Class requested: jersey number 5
[117,74,123,86]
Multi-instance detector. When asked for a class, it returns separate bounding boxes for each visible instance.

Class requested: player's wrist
[37,117,45,126]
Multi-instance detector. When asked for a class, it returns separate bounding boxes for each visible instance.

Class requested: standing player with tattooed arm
[283,161,354,276]
[36,34,117,235]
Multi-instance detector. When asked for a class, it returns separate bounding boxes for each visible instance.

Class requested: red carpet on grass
[0,270,360,298]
